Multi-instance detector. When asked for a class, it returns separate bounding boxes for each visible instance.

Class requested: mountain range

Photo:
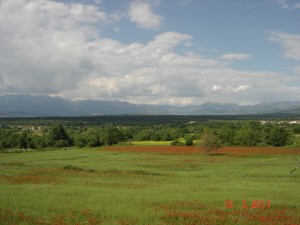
[0,95,300,117]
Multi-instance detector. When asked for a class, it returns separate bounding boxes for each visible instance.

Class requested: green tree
[268,127,293,147]
[48,124,71,147]
[184,134,194,146]
[234,122,263,146]
[84,128,101,147]
[217,124,235,146]
[293,125,300,134]
[29,135,48,149]
[18,132,29,149]
[100,126,124,146]
[73,134,87,148]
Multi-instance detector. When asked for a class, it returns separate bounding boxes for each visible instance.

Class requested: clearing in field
[0,146,299,225]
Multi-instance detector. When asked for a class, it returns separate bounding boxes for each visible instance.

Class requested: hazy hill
[0,95,300,117]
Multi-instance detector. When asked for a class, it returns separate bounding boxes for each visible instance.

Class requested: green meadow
[130,141,172,146]
[0,147,299,225]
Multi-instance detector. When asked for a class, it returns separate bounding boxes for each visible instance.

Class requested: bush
[268,127,293,147]
[184,135,194,146]
[293,126,300,134]
[202,128,221,155]
[54,140,67,147]
[171,140,179,146]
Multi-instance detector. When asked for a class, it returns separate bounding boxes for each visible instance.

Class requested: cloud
[272,0,289,9]
[268,31,300,60]
[129,0,163,29]
[147,32,192,52]
[271,0,300,9]
[212,84,251,93]
[220,53,251,61]
[233,85,251,93]
[0,0,107,94]
[0,0,299,105]
[176,0,193,6]
[212,85,221,92]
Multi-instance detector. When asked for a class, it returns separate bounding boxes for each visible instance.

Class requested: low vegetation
[0,147,299,224]
[0,119,298,151]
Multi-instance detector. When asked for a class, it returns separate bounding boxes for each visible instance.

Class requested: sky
[0,0,300,105]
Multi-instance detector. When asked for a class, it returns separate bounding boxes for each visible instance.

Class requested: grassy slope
[0,147,299,225]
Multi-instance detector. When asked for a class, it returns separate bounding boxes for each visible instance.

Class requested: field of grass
[0,146,299,225]
[130,141,172,146]
[130,138,198,146]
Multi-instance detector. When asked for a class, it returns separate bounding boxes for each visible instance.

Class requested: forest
[0,116,299,150]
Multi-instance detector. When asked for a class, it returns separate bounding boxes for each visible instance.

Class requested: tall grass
[0,147,299,224]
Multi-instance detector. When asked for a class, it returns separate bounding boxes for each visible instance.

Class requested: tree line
[0,121,297,150]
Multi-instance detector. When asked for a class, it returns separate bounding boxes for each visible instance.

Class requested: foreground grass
[0,147,299,225]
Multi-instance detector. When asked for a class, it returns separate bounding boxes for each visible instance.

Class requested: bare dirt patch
[156,201,300,225]
[0,208,102,225]
[4,173,62,185]
[3,168,65,185]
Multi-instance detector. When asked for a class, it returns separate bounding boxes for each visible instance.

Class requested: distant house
[289,121,300,124]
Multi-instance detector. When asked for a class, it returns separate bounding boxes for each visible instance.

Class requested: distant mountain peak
[0,94,300,117]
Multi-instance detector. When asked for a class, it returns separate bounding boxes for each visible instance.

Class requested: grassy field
[130,138,199,146]
[0,146,299,225]
[130,141,173,146]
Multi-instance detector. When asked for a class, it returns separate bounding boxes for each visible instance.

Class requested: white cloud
[233,85,251,93]
[0,0,107,94]
[268,31,300,60]
[211,84,250,93]
[271,0,300,9]
[212,85,221,92]
[0,0,299,105]
[220,53,251,61]
[147,32,191,53]
[272,0,289,9]
[129,0,163,29]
